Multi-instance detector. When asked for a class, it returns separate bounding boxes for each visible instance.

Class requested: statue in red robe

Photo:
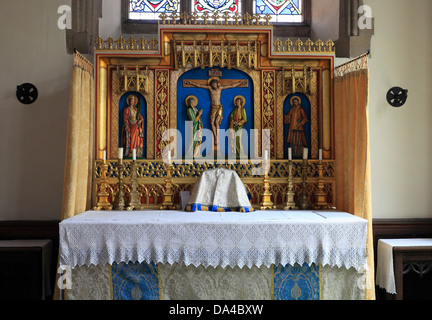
[121,94,144,158]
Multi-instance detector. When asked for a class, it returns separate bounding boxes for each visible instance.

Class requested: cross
[222,12,230,25]
[233,12,242,25]
[118,36,126,50]
[181,12,189,25]
[190,12,199,25]
[128,36,137,50]
[183,77,248,153]
[212,11,220,25]
[202,12,210,25]
[253,13,261,26]
[243,13,252,25]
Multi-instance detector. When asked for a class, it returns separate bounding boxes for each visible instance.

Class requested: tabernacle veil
[186,168,254,212]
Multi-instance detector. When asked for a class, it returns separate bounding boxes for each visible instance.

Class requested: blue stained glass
[254,0,303,23]
[193,0,242,15]
[129,0,180,20]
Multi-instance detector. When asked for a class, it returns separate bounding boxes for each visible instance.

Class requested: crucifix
[183,77,248,154]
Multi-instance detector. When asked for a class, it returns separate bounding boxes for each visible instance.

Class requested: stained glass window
[254,0,303,23]
[129,0,181,20]
[192,0,242,17]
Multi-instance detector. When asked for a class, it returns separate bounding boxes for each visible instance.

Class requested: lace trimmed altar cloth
[59,210,368,271]
[185,168,254,212]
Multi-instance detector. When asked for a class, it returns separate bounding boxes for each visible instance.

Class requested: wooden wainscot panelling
[0,220,60,300]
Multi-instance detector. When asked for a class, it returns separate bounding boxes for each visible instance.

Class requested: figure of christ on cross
[184,77,248,154]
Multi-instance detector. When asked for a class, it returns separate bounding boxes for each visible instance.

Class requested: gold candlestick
[114,160,126,211]
[260,161,276,210]
[297,159,311,210]
[314,161,330,210]
[94,160,113,211]
[160,162,177,210]
[284,160,298,210]
[127,160,142,211]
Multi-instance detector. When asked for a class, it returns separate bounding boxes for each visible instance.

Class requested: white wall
[0,0,72,220]
[364,0,432,218]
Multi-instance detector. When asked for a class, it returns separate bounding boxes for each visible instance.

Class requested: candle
[264,150,269,160]
[288,148,292,161]
[133,149,136,161]
[168,151,171,162]
[303,148,308,160]
[102,151,106,161]
[118,148,123,160]
[319,149,323,161]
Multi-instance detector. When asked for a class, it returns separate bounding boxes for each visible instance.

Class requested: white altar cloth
[376,238,432,294]
[59,210,368,271]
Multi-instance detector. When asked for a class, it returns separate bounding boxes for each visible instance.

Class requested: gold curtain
[61,51,94,221]
[334,53,375,300]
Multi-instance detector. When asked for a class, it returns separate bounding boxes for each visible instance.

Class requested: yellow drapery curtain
[61,51,94,221]
[334,53,375,300]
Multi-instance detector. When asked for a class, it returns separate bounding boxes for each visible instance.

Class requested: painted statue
[185,95,204,158]
[185,77,247,154]
[229,95,248,159]
[284,96,309,159]
[121,94,144,158]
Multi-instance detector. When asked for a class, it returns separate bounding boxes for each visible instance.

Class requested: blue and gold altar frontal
[186,204,255,213]
[64,261,366,300]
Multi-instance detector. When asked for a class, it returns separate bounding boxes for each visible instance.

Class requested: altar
[59,210,368,300]
[59,13,375,300]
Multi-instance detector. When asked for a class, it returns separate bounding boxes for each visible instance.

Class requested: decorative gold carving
[173,40,258,70]
[297,159,312,210]
[273,38,335,54]
[284,161,298,210]
[158,12,272,27]
[155,70,170,158]
[94,160,113,211]
[92,160,335,210]
[260,162,276,210]
[314,161,330,210]
[282,65,315,96]
[94,159,335,181]
[115,65,149,95]
[113,160,126,211]
[127,160,142,211]
[262,71,276,157]
[95,36,159,51]
[160,163,177,210]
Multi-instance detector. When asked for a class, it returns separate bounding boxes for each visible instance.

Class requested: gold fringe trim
[73,50,94,76]
[335,51,369,77]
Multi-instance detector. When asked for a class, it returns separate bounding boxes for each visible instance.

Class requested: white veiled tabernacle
[185,168,254,212]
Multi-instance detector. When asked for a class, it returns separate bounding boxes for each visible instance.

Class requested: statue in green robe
[185,95,204,158]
